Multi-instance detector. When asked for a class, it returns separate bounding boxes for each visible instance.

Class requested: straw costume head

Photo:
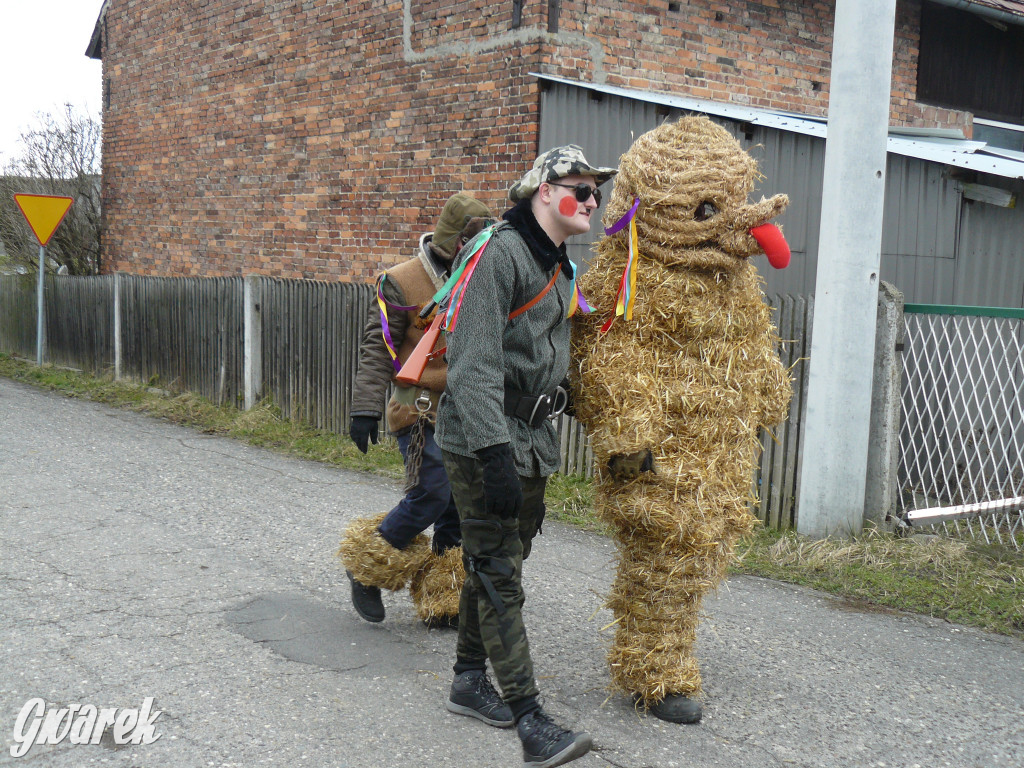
[602,116,791,274]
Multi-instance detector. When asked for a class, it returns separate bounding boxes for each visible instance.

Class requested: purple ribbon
[378,274,417,312]
[603,197,640,236]
[377,274,417,372]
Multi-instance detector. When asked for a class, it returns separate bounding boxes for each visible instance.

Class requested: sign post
[13,194,74,365]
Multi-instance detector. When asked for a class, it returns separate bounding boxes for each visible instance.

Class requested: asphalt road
[1,377,1022,767]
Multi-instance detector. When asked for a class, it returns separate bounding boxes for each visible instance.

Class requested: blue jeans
[377,424,461,553]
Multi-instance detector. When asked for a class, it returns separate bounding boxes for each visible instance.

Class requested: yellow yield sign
[14,193,75,366]
[14,193,74,246]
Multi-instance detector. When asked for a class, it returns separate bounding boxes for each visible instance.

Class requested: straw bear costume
[571,117,793,720]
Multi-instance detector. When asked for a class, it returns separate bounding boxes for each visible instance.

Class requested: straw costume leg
[409,545,466,625]
[597,478,741,723]
[337,512,431,618]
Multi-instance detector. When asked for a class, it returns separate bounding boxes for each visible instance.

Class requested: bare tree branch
[1,105,102,276]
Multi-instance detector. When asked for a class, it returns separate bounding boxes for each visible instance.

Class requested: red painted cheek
[558,196,579,217]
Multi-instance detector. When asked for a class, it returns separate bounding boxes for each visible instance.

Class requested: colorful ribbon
[435,223,591,330]
[431,226,495,309]
[438,226,496,332]
[377,274,418,372]
[567,260,592,317]
[600,198,641,333]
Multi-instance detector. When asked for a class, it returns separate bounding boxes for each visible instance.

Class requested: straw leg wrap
[337,512,431,592]
[409,546,466,621]
[601,481,749,704]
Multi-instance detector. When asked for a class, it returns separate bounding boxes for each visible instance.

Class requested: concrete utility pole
[797,0,897,538]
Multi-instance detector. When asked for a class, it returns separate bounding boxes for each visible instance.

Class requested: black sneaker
[647,693,702,724]
[517,709,592,768]
[346,570,384,623]
[445,670,514,728]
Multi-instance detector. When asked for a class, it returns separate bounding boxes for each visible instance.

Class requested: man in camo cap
[436,145,615,768]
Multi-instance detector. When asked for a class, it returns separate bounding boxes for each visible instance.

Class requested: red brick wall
[540,0,967,130]
[99,0,969,280]
[101,0,542,280]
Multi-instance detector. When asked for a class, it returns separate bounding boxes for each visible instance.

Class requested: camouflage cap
[508,144,618,202]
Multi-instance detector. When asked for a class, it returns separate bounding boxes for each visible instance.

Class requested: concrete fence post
[864,281,905,530]
[113,272,122,381]
[243,275,262,411]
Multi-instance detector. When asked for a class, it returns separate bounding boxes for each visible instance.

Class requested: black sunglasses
[548,182,602,207]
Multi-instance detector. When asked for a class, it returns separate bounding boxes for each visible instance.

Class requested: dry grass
[735,526,1024,637]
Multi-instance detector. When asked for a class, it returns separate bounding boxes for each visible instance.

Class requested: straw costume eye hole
[694,201,718,221]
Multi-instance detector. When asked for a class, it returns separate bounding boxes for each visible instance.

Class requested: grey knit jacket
[435,215,574,478]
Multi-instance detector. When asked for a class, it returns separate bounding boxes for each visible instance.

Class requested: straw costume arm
[571,316,675,476]
[757,345,793,429]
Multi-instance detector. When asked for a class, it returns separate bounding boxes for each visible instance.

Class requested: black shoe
[346,570,384,623]
[517,709,592,768]
[445,670,514,728]
[648,693,702,724]
[422,614,459,630]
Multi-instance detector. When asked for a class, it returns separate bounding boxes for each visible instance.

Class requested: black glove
[476,443,523,519]
[349,416,380,454]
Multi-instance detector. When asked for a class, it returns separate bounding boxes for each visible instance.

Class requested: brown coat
[350,236,449,433]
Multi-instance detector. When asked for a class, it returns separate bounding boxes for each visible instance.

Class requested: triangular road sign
[14,193,74,247]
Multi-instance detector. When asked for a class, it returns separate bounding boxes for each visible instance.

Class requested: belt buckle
[527,394,551,428]
[548,386,568,421]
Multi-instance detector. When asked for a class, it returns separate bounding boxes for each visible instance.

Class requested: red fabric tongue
[749,223,790,269]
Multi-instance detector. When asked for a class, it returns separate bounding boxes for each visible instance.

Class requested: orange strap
[508,266,561,321]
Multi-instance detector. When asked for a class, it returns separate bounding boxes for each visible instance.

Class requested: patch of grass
[0,353,404,480]
[3,352,1022,638]
[732,526,1024,637]
[544,472,608,534]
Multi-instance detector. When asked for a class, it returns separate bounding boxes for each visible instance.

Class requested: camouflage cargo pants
[441,449,547,706]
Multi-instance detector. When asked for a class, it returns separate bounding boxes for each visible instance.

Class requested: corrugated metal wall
[954,175,1024,308]
[539,80,1024,308]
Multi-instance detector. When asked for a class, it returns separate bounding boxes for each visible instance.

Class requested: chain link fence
[898,304,1024,550]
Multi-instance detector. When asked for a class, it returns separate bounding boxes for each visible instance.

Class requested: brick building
[86,0,1024,281]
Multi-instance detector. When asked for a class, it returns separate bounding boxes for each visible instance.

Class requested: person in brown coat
[338,193,493,628]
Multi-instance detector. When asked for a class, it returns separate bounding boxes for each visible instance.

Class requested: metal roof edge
[531,73,1024,180]
[86,0,109,60]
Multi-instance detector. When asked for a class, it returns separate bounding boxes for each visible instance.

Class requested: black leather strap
[503,388,554,428]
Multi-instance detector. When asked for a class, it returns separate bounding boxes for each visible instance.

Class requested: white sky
[0,1,104,163]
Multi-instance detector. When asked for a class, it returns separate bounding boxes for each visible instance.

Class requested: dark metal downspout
[548,0,560,33]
